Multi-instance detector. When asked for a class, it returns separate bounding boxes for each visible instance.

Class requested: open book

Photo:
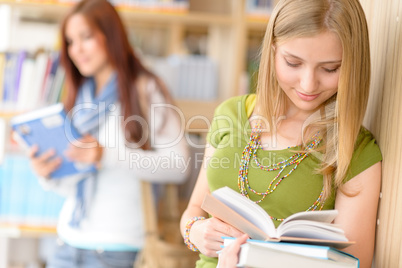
[202,187,354,248]
[11,103,96,179]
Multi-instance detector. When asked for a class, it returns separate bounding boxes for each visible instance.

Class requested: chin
[294,101,323,113]
[77,69,95,77]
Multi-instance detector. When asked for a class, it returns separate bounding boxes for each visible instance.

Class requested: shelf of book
[0,1,271,265]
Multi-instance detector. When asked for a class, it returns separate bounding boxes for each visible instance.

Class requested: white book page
[280,210,338,227]
[10,103,64,124]
[278,222,348,241]
[280,220,345,235]
[213,187,277,238]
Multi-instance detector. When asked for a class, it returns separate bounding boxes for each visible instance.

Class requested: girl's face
[65,14,112,78]
[274,31,342,118]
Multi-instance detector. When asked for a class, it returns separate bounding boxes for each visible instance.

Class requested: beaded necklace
[238,123,326,221]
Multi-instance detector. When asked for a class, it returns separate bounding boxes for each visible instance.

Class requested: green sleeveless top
[196,94,382,268]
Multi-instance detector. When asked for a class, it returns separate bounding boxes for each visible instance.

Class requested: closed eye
[285,60,301,68]
[323,67,340,73]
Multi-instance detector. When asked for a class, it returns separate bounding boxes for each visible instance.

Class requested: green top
[196,94,382,268]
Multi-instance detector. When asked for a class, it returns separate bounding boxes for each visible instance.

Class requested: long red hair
[60,0,172,150]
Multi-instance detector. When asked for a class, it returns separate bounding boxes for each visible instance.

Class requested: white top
[39,78,189,250]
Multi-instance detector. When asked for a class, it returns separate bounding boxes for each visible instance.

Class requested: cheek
[275,59,298,88]
[85,39,103,54]
[323,74,340,92]
[90,39,108,63]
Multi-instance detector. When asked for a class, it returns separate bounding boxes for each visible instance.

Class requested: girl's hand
[28,145,62,178]
[190,217,244,257]
[217,234,249,268]
[65,135,103,165]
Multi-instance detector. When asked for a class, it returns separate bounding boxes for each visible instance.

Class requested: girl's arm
[334,161,382,268]
[180,144,244,257]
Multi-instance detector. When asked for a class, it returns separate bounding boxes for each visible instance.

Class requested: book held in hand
[222,237,359,268]
[202,186,354,248]
[10,103,96,179]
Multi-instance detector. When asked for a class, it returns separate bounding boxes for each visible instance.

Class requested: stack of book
[223,238,359,268]
[203,187,359,268]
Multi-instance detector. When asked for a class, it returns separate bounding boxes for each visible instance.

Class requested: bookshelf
[0,0,271,103]
[0,0,273,267]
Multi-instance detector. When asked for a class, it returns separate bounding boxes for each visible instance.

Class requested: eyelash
[324,67,339,73]
[285,61,300,68]
[285,60,339,73]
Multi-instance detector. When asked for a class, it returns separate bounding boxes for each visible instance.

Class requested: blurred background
[0,0,273,267]
[1,0,402,267]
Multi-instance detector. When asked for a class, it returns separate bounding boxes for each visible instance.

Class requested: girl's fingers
[29,147,61,177]
[35,149,57,163]
[36,158,61,176]
[211,218,244,238]
[28,145,39,158]
[217,234,249,268]
[232,233,249,246]
[42,158,62,174]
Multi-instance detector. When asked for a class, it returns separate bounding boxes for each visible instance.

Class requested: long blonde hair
[255,0,370,199]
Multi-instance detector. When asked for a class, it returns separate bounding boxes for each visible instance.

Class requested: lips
[296,91,320,101]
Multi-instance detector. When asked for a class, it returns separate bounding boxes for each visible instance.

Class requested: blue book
[223,237,359,268]
[10,103,96,179]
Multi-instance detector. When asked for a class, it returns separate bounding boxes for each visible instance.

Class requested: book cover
[202,186,354,248]
[10,103,96,179]
[224,238,359,268]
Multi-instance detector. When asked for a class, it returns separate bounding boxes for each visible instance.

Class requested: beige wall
[360,0,402,267]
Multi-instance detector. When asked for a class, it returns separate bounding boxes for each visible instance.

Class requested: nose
[300,68,318,93]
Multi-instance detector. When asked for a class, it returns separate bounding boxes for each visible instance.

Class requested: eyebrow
[283,51,342,64]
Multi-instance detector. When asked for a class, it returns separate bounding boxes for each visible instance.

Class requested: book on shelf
[222,237,359,268]
[201,186,354,248]
[0,50,65,112]
[0,155,65,227]
[150,55,218,101]
[10,103,96,179]
[245,0,274,18]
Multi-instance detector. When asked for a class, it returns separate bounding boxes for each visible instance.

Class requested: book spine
[12,51,27,103]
